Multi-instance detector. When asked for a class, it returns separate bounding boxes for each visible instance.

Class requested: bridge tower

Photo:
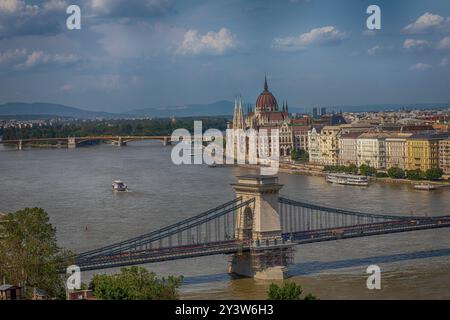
[67,137,77,149]
[229,175,293,280]
[18,139,23,151]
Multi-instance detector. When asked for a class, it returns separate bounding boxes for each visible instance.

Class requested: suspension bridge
[74,175,450,279]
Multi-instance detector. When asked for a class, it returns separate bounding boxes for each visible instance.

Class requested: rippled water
[1,141,449,299]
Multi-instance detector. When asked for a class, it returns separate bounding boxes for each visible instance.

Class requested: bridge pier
[229,175,294,280]
[18,139,23,150]
[112,137,127,146]
[67,137,77,149]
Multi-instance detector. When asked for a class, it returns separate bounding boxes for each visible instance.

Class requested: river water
[1,141,449,299]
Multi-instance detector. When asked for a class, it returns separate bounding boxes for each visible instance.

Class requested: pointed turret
[264,74,268,91]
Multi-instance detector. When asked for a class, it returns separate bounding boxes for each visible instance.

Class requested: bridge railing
[278,196,418,234]
[76,197,255,263]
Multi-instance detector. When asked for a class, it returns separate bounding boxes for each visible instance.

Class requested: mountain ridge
[1,101,449,120]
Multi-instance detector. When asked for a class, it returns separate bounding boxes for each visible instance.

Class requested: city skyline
[1,0,450,113]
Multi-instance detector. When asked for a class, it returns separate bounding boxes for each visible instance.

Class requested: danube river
[1,141,449,299]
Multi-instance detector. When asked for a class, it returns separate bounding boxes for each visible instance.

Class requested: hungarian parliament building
[230,76,324,158]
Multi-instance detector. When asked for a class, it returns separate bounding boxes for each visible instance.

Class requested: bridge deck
[75,216,450,271]
[0,135,172,144]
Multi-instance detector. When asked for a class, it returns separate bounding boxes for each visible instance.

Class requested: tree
[387,167,405,179]
[406,169,423,180]
[376,172,388,178]
[359,164,377,176]
[267,282,317,300]
[90,266,183,300]
[291,149,309,162]
[424,168,443,180]
[346,164,358,175]
[0,208,73,299]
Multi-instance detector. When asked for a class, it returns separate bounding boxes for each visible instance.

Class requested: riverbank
[236,162,450,187]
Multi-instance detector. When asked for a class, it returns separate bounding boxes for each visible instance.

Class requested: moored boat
[413,183,436,191]
[326,173,369,186]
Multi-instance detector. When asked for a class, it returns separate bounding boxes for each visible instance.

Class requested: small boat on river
[112,180,128,192]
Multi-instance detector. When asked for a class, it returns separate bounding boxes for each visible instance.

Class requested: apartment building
[405,133,449,171]
[338,132,361,165]
[319,126,341,165]
[308,127,321,164]
[385,133,412,169]
[439,137,450,174]
[357,132,390,169]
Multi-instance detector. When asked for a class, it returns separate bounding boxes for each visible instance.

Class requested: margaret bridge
[73,175,450,279]
[0,135,174,149]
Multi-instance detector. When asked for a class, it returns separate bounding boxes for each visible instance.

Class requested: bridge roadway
[0,135,172,144]
[76,215,450,271]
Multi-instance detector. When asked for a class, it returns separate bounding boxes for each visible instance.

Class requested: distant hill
[0,102,119,119]
[1,101,448,120]
[127,100,234,117]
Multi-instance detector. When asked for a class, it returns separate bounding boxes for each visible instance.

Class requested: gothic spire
[264,74,268,91]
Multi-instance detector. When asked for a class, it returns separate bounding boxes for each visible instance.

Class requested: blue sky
[0,0,450,112]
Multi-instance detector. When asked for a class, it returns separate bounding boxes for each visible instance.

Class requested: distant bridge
[73,176,450,277]
[0,135,174,149]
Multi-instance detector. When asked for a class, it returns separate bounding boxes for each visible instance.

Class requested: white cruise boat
[413,183,436,191]
[112,180,128,192]
[326,173,369,186]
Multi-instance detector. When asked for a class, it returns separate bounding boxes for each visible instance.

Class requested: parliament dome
[255,76,278,112]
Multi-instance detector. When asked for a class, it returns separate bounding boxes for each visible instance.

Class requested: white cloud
[0,0,21,12]
[176,28,236,55]
[440,57,449,67]
[0,0,68,39]
[437,37,450,50]
[0,48,27,64]
[403,39,431,52]
[272,26,346,51]
[402,12,449,34]
[14,50,79,69]
[409,62,432,71]
[367,45,381,56]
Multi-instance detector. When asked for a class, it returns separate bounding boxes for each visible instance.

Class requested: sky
[0,0,450,113]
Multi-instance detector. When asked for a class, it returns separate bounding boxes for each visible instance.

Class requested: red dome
[255,76,278,112]
[256,91,278,111]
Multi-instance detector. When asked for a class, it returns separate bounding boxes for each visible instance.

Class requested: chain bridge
[74,176,450,279]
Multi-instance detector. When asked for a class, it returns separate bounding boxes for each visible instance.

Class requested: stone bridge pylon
[229,175,294,280]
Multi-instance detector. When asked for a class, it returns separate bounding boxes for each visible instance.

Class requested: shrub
[387,167,405,179]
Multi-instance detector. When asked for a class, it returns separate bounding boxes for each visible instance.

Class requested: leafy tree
[424,168,443,180]
[359,164,377,176]
[346,164,358,175]
[376,172,388,178]
[2,117,230,141]
[291,149,309,162]
[406,169,423,180]
[90,266,183,300]
[387,167,405,179]
[0,208,74,299]
[267,282,317,300]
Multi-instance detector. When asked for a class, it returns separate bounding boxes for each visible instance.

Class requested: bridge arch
[241,206,254,240]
